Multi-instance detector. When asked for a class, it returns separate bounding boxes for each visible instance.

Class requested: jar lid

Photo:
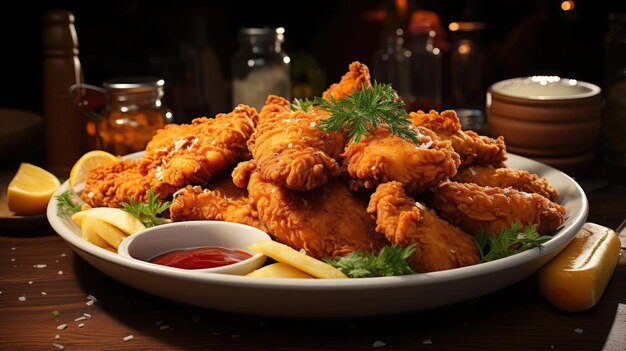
[103,77,164,91]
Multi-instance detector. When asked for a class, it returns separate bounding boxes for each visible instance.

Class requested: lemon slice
[69,150,119,190]
[7,163,61,216]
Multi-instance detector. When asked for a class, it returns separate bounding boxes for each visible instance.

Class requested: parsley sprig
[120,189,171,228]
[314,82,417,143]
[324,244,416,278]
[291,98,314,112]
[55,189,82,217]
[474,223,552,263]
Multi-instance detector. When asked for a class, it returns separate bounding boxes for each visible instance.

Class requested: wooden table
[1,164,625,351]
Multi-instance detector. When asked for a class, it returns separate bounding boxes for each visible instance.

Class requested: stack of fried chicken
[82,62,566,273]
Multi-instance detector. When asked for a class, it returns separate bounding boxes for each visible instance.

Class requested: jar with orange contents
[97,77,174,155]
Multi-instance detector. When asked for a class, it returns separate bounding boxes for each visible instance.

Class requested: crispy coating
[244,171,388,259]
[322,61,372,101]
[367,182,479,272]
[169,182,264,231]
[432,182,566,236]
[410,110,507,167]
[81,159,153,208]
[342,125,460,193]
[82,105,257,207]
[258,95,292,123]
[452,165,558,201]
[247,100,345,190]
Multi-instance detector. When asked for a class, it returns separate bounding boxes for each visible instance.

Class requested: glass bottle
[449,22,486,109]
[372,28,411,102]
[406,21,442,112]
[603,13,626,167]
[97,77,174,155]
[231,27,291,111]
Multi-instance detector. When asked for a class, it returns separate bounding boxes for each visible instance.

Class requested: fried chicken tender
[342,125,460,193]
[452,165,558,201]
[367,182,479,272]
[247,97,345,190]
[322,61,372,101]
[432,182,566,236]
[258,95,291,123]
[239,169,388,259]
[82,105,257,207]
[169,181,264,231]
[410,110,507,167]
[81,159,152,208]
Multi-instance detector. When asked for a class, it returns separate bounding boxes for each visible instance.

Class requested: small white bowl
[117,221,270,275]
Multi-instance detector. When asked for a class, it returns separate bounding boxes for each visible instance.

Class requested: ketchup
[149,247,252,270]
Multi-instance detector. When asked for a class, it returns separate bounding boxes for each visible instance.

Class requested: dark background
[2,0,625,123]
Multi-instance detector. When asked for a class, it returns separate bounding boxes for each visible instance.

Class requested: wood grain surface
[1,165,625,351]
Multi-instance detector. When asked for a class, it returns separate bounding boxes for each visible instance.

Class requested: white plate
[47,153,588,318]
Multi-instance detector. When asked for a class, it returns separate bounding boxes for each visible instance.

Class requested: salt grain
[18,296,26,302]
[123,335,134,341]
[87,294,98,302]
[415,202,426,210]
[78,323,85,328]
[86,300,95,306]
[61,253,66,257]
[41,292,47,295]
[574,328,583,334]
[34,264,47,268]
[422,339,433,345]
[309,121,316,128]
[468,167,476,176]
[54,335,60,340]
[57,324,68,330]
[75,316,87,322]
[372,340,386,348]
[52,343,65,350]
[58,270,63,275]
[11,247,16,251]
[10,258,15,262]
[83,313,91,318]
[28,281,33,285]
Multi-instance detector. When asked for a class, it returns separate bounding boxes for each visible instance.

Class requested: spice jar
[231,27,291,110]
[97,77,174,155]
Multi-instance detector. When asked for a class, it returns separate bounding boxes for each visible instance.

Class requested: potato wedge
[81,216,127,249]
[248,240,347,279]
[246,262,314,278]
[72,207,145,235]
[81,215,114,250]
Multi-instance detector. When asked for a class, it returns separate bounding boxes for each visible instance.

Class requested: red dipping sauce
[149,247,253,270]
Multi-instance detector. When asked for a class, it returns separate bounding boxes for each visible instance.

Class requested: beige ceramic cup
[487,76,602,175]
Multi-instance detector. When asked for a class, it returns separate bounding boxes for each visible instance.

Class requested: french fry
[248,240,347,279]
[71,207,145,235]
[80,215,115,250]
[82,215,127,249]
[246,262,314,278]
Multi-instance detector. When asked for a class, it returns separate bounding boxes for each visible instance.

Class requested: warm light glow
[395,0,408,19]
[283,56,291,64]
[561,1,575,11]
[458,43,471,54]
[449,22,459,31]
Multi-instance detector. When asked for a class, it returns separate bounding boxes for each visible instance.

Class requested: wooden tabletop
[1,163,625,351]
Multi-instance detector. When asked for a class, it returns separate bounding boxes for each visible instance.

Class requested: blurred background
[1,0,625,171]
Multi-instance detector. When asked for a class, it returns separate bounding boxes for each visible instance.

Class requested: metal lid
[103,77,164,91]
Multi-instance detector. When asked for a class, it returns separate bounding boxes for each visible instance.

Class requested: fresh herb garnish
[55,189,82,217]
[324,244,416,278]
[52,310,60,317]
[474,223,551,262]
[120,189,170,228]
[314,81,418,143]
[291,98,314,112]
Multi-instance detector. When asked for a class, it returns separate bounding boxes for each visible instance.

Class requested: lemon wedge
[7,163,61,216]
[69,150,119,190]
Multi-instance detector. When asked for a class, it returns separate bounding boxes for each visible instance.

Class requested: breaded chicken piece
[322,61,372,101]
[82,105,257,207]
[452,165,558,201]
[258,95,292,123]
[238,169,388,259]
[169,182,264,231]
[367,182,479,272]
[342,125,460,194]
[81,159,152,208]
[247,102,345,190]
[410,110,507,167]
[432,182,566,236]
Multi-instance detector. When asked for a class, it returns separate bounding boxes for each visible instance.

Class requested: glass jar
[372,28,411,103]
[231,27,291,110]
[97,77,174,155]
[406,21,442,112]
